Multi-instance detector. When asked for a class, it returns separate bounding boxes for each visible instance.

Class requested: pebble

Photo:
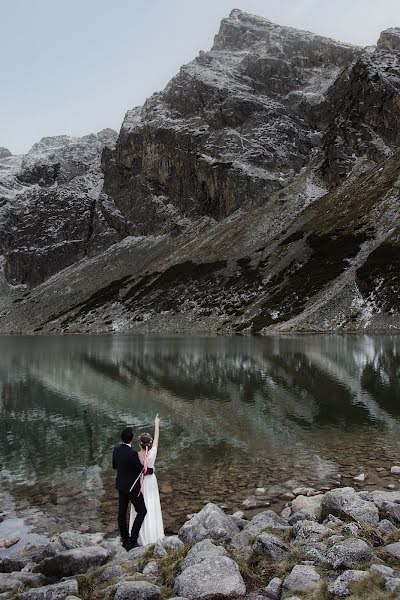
[281,507,292,519]
[255,488,266,496]
[387,484,396,490]
[0,535,20,548]
[391,466,400,475]
[354,473,366,482]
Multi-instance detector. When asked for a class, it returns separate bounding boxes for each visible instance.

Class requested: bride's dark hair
[139,432,153,449]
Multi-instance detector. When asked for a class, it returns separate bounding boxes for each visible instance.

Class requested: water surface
[1,334,400,545]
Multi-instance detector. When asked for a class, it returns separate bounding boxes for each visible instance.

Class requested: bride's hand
[155,413,160,426]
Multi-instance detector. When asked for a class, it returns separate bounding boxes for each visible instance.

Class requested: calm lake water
[1,334,400,548]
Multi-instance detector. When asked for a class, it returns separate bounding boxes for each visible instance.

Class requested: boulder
[383,541,400,560]
[142,561,159,577]
[302,542,329,565]
[386,578,400,592]
[180,539,227,571]
[178,503,239,544]
[361,490,400,508]
[252,533,290,560]
[231,510,290,549]
[370,564,394,577]
[19,580,79,600]
[0,572,44,594]
[264,577,282,600]
[291,494,323,520]
[292,520,330,542]
[93,564,124,585]
[328,570,369,597]
[321,487,379,525]
[114,581,162,600]
[326,537,377,569]
[154,535,184,557]
[43,532,96,557]
[377,519,398,536]
[0,557,26,573]
[283,565,320,592]
[381,502,400,526]
[174,553,246,599]
[36,546,109,578]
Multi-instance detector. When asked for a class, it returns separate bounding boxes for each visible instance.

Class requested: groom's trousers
[118,490,147,542]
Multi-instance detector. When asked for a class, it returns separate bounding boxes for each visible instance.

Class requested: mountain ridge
[1,11,400,334]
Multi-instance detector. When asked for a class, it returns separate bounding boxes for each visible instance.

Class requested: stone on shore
[383,541,400,560]
[360,490,400,508]
[114,581,162,600]
[391,466,400,475]
[153,535,183,557]
[19,580,79,600]
[283,565,320,592]
[174,541,245,599]
[292,519,330,542]
[43,531,97,557]
[0,557,26,573]
[381,501,400,526]
[178,503,239,544]
[264,576,282,600]
[252,533,290,559]
[0,572,44,594]
[291,494,323,520]
[326,537,377,569]
[321,487,379,525]
[35,546,109,578]
[231,510,290,549]
[328,570,369,597]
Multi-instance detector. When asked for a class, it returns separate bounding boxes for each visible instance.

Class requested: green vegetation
[156,544,189,588]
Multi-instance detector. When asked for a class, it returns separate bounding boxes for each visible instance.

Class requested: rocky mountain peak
[377,28,400,51]
[0,147,12,159]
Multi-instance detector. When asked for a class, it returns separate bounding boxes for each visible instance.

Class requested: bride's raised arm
[153,413,160,450]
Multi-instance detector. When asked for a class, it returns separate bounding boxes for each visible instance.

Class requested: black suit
[112,443,147,543]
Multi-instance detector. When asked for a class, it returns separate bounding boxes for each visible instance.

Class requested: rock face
[3,11,400,334]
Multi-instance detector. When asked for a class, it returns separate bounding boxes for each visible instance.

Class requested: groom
[112,427,153,550]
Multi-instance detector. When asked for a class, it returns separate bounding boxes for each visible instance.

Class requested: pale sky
[1,0,400,154]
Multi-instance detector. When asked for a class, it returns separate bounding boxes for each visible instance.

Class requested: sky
[1,0,400,154]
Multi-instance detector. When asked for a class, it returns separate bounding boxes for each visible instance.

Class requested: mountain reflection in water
[1,334,400,536]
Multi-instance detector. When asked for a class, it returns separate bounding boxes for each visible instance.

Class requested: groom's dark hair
[121,427,134,444]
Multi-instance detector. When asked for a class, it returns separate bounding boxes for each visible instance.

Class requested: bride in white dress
[129,414,164,545]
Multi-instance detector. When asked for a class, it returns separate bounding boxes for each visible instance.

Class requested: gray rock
[328,570,369,597]
[231,510,290,549]
[377,519,398,536]
[92,564,124,585]
[178,503,239,544]
[141,561,159,577]
[321,487,379,525]
[291,494,324,520]
[381,502,400,526]
[362,490,400,508]
[0,557,26,573]
[383,541,400,560]
[65,597,81,600]
[252,533,290,559]
[370,564,394,577]
[264,576,282,600]
[174,553,246,599]
[342,523,359,536]
[153,535,183,557]
[180,539,227,571]
[0,572,44,594]
[114,581,162,600]
[302,542,329,565]
[43,531,97,557]
[293,520,330,542]
[327,535,346,546]
[325,514,344,527]
[19,580,79,600]
[283,564,320,592]
[326,537,376,569]
[386,578,400,592]
[36,546,109,577]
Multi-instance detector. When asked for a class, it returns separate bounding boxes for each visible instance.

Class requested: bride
[129,414,164,545]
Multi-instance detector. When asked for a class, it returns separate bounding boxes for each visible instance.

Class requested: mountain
[1,10,400,334]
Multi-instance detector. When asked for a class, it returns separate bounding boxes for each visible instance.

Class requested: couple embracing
[112,414,164,550]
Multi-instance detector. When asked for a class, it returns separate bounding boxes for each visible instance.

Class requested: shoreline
[1,479,400,599]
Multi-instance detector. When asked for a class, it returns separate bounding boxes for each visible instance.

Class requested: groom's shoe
[122,539,132,551]
[129,538,140,549]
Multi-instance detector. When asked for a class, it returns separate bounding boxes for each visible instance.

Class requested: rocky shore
[1,486,400,600]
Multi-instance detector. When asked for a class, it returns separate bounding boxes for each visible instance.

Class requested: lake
[1,334,400,551]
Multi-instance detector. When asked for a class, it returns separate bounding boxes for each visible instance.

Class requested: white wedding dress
[129,447,164,545]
